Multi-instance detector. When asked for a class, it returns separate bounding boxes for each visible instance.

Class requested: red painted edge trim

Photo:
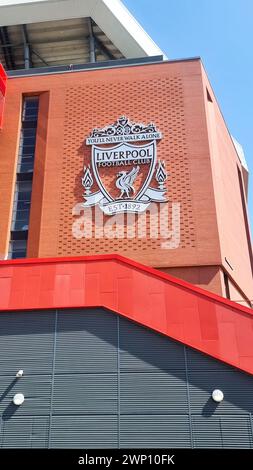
[0,63,7,97]
[0,253,252,316]
[0,63,7,129]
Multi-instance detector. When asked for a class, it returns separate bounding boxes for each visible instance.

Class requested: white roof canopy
[0,0,166,62]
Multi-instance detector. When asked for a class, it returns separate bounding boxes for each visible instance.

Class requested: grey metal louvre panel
[120,372,188,414]
[50,416,118,448]
[0,311,55,374]
[186,347,235,372]
[0,375,52,416]
[1,416,49,448]
[55,309,117,373]
[52,374,118,414]
[119,317,185,371]
[120,415,191,448]
[189,371,253,414]
[192,415,253,448]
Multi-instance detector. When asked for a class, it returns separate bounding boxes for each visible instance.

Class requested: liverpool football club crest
[82,116,168,215]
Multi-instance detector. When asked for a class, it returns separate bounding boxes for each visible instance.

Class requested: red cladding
[0,254,253,375]
[0,63,7,129]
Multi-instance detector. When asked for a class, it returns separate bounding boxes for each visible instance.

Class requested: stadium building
[0,0,253,449]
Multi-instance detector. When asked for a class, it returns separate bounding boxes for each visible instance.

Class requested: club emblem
[82,116,168,215]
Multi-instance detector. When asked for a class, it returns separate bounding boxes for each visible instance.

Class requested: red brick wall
[202,64,253,303]
[60,63,197,260]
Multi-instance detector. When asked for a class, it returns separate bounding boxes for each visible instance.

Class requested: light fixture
[13,393,25,406]
[212,389,224,403]
[16,370,24,378]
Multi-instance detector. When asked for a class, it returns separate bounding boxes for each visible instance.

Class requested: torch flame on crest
[82,165,93,195]
[155,160,167,190]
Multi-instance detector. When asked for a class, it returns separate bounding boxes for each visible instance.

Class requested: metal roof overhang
[0,0,167,59]
[0,17,125,69]
[0,254,252,376]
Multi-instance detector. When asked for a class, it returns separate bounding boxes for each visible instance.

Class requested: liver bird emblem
[116,165,140,198]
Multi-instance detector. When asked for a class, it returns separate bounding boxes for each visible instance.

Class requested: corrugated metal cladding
[0,308,253,448]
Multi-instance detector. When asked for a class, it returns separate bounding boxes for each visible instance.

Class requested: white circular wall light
[212,389,224,403]
[13,393,25,406]
[16,370,24,378]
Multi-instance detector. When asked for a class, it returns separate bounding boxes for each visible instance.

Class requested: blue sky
[123,0,253,229]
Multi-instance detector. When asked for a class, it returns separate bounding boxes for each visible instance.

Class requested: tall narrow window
[8,96,39,259]
[223,272,230,299]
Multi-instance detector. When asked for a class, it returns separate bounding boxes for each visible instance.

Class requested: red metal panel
[0,63,7,129]
[0,63,6,96]
[0,254,253,375]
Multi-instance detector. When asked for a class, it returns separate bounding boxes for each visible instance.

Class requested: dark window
[8,239,27,260]
[223,272,230,299]
[206,88,213,102]
[8,96,39,259]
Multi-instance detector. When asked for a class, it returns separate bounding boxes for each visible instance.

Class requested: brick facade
[0,59,252,304]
